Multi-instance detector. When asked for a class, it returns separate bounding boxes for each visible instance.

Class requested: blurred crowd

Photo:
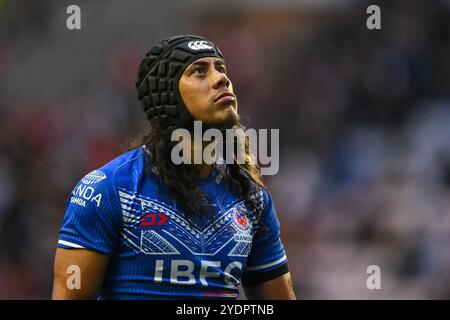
[0,0,449,299]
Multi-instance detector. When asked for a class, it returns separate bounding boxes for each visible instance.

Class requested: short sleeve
[57,170,121,254]
[241,190,289,287]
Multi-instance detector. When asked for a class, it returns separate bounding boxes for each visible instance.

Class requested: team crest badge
[231,207,250,230]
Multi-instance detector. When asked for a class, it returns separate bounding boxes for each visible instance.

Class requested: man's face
[178,57,239,129]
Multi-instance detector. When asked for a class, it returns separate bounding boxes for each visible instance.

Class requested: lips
[214,91,236,103]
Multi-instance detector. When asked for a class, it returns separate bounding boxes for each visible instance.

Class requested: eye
[193,67,206,75]
[217,65,227,73]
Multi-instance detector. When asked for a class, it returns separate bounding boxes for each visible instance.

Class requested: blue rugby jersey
[57,147,289,299]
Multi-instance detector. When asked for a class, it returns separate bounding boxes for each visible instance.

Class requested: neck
[191,138,217,180]
[196,163,213,180]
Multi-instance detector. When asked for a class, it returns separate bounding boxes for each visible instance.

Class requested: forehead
[186,57,225,68]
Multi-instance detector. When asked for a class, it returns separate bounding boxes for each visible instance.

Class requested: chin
[208,109,240,130]
[220,113,240,129]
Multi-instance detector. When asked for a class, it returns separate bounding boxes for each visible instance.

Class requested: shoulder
[92,147,145,181]
[246,184,271,213]
[72,147,146,196]
[98,147,145,180]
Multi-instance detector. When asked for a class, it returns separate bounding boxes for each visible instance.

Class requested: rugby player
[52,35,296,300]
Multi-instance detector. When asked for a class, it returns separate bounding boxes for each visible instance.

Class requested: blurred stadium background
[0,0,449,299]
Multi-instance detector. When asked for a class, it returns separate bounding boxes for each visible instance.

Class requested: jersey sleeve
[57,170,121,254]
[241,190,289,287]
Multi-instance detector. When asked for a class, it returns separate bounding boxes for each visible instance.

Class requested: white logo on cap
[188,40,213,51]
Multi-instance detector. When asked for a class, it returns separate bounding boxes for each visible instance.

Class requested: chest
[116,185,259,262]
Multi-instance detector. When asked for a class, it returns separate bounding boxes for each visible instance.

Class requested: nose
[211,69,230,89]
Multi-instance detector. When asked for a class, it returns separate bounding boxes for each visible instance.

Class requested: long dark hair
[127,117,266,221]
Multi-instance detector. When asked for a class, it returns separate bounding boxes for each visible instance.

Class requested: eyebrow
[188,59,226,69]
